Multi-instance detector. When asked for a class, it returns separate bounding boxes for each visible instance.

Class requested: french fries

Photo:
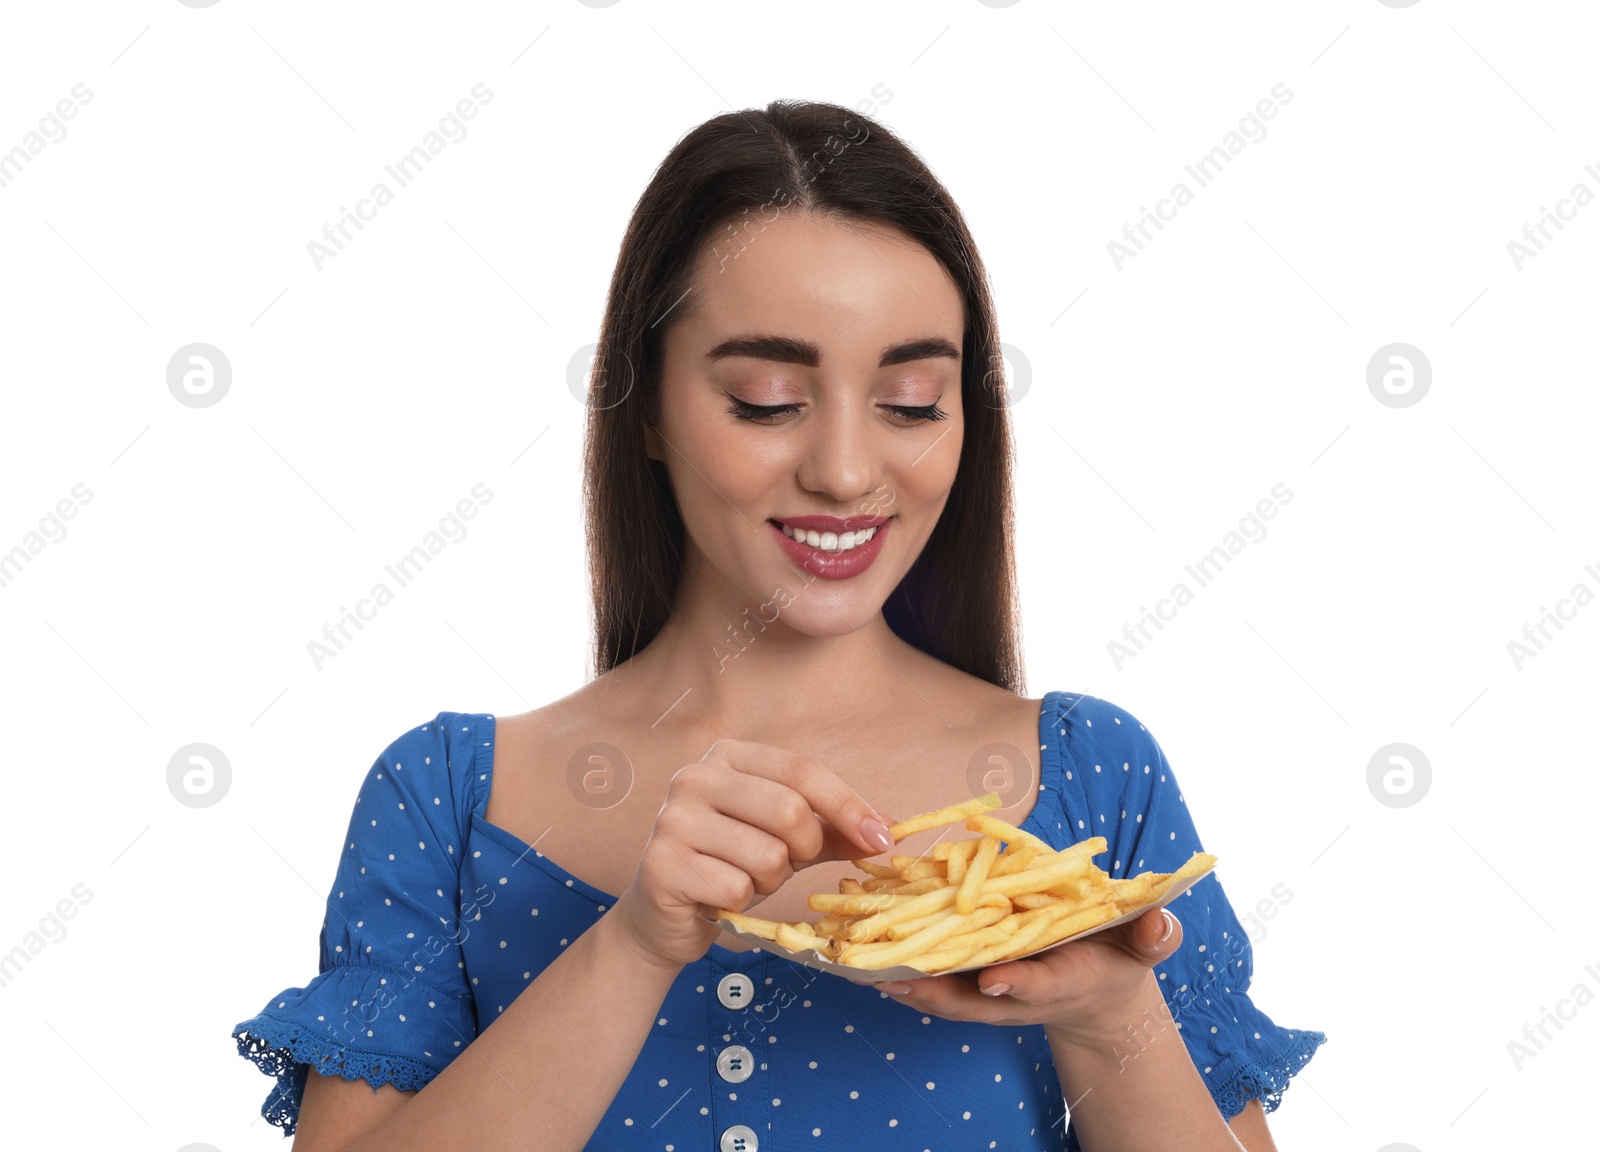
[885,793,1002,842]
[714,792,1217,975]
[955,835,1000,915]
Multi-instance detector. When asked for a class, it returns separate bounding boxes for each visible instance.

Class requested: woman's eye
[724,397,802,422]
[724,394,950,424]
[886,402,949,423]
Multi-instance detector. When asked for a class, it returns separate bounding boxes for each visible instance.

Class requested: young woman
[233,99,1324,1151]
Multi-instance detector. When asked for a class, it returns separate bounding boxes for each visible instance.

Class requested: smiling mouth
[769,517,890,554]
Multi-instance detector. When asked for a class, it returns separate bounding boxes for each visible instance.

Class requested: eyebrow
[704,334,960,369]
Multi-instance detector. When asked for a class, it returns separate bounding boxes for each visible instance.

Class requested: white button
[716,1044,754,1083]
[719,1124,759,1152]
[716,973,755,1009]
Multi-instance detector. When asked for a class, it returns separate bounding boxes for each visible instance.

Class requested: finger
[970,941,1082,1004]
[703,738,893,856]
[1096,906,1182,964]
[974,912,1173,1005]
[1045,906,1180,970]
[648,836,760,915]
[805,813,883,868]
[672,809,797,896]
[675,765,826,864]
[873,973,1011,1021]
[1136,907,1181,963]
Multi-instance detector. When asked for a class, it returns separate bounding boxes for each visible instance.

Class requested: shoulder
[898,653,1045,733]
[1044,691,1176,820]
[1046,691,1167,764]
[363,710,497,826]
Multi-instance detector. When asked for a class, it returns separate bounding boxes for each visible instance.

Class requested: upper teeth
[780,522,879,552]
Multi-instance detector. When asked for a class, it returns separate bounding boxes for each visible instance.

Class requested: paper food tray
[712,860,1215,985]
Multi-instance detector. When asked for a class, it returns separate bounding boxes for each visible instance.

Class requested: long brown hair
[581,98,1024,694]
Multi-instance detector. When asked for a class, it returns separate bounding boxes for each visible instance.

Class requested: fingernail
[878,981,912,995]
[981,982,1012,997]
[860,817,892,852]
[1147,910,1175,950]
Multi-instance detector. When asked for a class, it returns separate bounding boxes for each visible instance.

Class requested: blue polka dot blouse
[232,690,1325,1148]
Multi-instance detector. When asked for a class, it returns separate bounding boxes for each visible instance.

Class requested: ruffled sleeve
[1054,693,1327,1119]
[231,713,485,1135]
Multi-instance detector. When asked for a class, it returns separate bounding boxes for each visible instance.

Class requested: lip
[772,513,891,534]
[768,515,892,580]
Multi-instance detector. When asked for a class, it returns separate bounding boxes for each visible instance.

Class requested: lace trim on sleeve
[233,1016,445,1135]
[1211,1027,1328,1118]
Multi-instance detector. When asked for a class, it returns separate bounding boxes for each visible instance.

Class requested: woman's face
[647,211,966,637]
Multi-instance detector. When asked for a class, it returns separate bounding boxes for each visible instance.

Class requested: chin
[770,589,887,638]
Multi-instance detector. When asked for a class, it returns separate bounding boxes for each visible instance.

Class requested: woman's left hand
[871,905,1184,1047]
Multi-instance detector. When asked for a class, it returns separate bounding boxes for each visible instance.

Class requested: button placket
[712,960,765,1152]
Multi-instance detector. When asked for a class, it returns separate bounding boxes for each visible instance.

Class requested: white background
[0,1,1594,1148]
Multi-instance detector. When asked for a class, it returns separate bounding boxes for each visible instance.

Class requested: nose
[793,394,884,510]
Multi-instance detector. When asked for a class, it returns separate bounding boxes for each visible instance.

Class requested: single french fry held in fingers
[709,790,1216,975]
[887,793,1001,842]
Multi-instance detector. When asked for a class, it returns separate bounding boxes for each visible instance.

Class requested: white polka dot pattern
[231,695,1325,1143]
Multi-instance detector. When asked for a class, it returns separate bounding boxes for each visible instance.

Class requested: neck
[607,561,925,741]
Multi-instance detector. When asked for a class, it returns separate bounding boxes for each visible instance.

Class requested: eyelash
[723,396,949,424]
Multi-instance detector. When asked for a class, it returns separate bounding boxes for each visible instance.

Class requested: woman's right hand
[611,738,896,970]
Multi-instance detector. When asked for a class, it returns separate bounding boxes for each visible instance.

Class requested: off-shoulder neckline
[465,691,1069,964]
